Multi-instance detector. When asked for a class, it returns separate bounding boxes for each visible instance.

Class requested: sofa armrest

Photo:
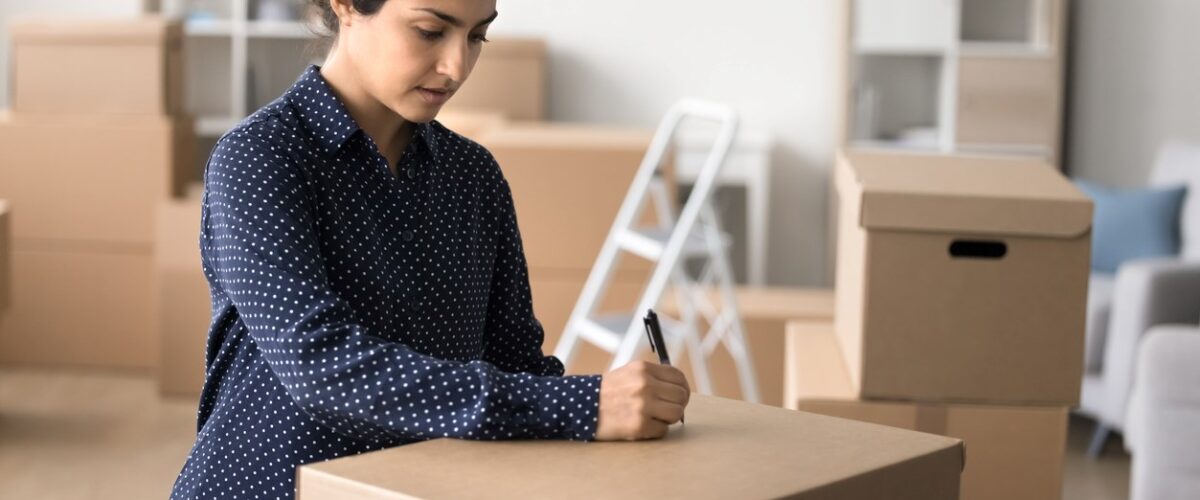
[1100,257,1200,428]
[1127,326,1200,500]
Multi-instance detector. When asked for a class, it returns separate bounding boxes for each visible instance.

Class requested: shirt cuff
[533,374,602,441]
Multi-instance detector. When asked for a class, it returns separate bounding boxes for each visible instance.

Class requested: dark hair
[310,0,388,37]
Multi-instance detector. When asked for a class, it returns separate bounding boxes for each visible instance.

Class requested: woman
[170,0,690,498]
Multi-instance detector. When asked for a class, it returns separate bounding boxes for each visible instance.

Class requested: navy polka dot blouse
[170,65,602,499]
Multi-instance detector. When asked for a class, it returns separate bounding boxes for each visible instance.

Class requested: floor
[0,368,1133,500]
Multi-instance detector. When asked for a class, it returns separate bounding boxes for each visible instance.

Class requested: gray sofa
[1079,140,1200,456]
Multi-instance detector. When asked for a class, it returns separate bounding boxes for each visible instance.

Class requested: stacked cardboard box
[442,38,546,121]
[155,186,206,396]
[786,322,1068,500]
[785,151,1093,499]
[660,286,834,407]
[0,201,9,311]
[477,122,672,376]
[0,17,193,371]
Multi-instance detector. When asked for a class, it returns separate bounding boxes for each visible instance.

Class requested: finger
[652,380,690,405]
[644,398,685,424]
[637,417,669,439]
[647,364,690,389]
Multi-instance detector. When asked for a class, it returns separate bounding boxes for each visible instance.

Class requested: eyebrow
[413,8,499,28]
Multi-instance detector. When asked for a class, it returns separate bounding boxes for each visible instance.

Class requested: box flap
[9,15,180,44]
[844,151,1093,238]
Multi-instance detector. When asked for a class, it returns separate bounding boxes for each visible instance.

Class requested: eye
[470,33,490,44]
[415,28,443,41]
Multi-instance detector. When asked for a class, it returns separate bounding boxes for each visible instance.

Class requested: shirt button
[406,168,417,179]
[408,298,422,311]
[402,230,415,242]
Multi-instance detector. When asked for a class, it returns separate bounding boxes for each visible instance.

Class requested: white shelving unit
[845,0,1067,165]
[159,0,325,181]
[162,0,323,134]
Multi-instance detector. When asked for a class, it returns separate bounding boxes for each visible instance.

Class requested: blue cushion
[1075,180,1187,273]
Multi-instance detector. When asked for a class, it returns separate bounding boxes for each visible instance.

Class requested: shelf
[855,46,948,57]
[958,42,1052,58]
[196,116,239,137]
[960,0,1039,44]
[247,20,318,39]
[851,138,945,153]
[854,0,956,56]
[185,19,233,37]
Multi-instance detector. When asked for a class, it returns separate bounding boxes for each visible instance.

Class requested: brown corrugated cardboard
[9,16,183,116]
[660,287,835,406]
[155,187,209,396]
[529,266,653,376]
[297,393,964,500]
[785,321,1068,500]
[435,110,508,141]
[0,201,9,310]
[0,240,154,370]
[443,38,545,121]
[479,122,670,273]
[834,151,1092,404]
[0,112,195,246]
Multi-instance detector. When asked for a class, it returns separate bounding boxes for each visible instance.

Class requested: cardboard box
[785,321,1068,500]
[0,201,9,310]
[660,287,835,407]
[435,110,508,141]
[155,187,209,396]
[529,266,653,376]
[9,16,183,116]
[478,122,671,273]
[0,112,195,246]
[444,38,545,120]
[834,151,1091,404]
[0,241,154,370]
[298,394,964,500]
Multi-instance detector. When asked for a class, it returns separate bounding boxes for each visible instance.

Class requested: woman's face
[335,0,498,123]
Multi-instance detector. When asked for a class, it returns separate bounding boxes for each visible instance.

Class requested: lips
[418,87,451,105]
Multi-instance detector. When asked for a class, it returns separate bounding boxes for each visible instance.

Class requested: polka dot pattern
[170,65,601,500]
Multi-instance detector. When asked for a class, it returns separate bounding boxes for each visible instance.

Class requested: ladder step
[577,316,629,352]
[616,227,718,261]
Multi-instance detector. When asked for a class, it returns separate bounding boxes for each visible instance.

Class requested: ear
[328,0,356,28]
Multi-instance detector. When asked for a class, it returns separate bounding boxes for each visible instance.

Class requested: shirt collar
[286,65,436,159]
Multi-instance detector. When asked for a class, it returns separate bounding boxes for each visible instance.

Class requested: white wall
[0,0,145,109]
[1068,0,1200,186]
[489,0,842,286]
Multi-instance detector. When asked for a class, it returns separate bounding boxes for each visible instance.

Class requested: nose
[435,38,470,89]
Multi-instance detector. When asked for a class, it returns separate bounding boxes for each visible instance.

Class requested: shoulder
[427,119,504,180]
[207,105,304,186]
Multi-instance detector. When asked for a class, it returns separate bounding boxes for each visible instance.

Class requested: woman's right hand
[594,360,691,441]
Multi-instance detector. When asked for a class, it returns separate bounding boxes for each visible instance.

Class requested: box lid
[840,151,1093,238]
[483,37,546,58]
[299,394,963,499]
[9,15,181,44]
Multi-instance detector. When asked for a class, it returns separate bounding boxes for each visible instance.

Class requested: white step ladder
[552,99,760,404]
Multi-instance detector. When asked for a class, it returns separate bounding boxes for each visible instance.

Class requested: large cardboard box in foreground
[834,151,1092,404]
[9,16,183,116]
[299,394,964,499]
[785,321,1068,500]
[0,112,195,245]
[0,241,154,369]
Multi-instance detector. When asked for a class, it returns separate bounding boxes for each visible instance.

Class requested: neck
[319,52,413,163]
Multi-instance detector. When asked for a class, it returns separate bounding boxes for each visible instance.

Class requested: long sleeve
[200,127,600,445]
[480,177,572,377]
